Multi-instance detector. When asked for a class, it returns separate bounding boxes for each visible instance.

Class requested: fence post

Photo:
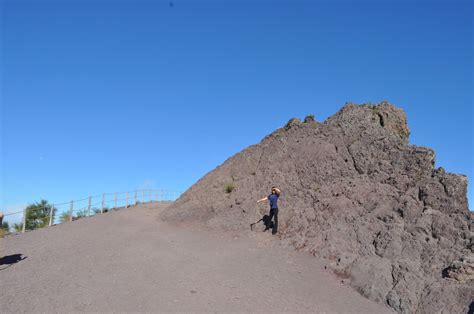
[22,208,27,233]
[126,192,129,208]
[156,191,158,203]
[101,193,105,213]
[149,189,152,203]
[87,196,92,216]
[69,200,74,222]
[134,191,137,205]
[48,204,54,226]
[114,192,117,209]
[142,190,145,203]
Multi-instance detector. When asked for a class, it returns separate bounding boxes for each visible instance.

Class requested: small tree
[25,200,56,230]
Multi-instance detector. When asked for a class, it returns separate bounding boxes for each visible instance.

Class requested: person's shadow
[0,254,27,269]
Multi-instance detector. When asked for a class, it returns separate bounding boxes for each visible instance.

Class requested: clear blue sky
[1,0,472,217]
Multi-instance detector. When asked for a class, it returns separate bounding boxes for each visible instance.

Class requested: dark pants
[269,208,278,234]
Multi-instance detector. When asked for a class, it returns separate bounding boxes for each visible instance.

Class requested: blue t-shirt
[268,194,279,209]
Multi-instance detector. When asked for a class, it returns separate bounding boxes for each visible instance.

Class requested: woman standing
[257,187,281,235]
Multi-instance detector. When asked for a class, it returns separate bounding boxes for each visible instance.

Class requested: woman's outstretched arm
[257,197,268,203]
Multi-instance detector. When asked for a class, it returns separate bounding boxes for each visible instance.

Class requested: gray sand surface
[0,202,392,313]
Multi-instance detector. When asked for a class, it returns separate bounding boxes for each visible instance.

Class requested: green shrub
[60,212,72,223]
[1,222,10,237]
[304,114,315,123]
[1,221,9,231]
[224,183,235,194]
[13,223,23,232]
[76,210,89,218]
[92,207,109,214]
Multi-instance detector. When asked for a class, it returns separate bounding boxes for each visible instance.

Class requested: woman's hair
[271,187,281,196]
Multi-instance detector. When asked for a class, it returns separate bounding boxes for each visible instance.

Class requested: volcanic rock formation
[161,102,473,313]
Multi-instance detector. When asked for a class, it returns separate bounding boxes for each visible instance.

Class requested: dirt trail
[0,203,392,313]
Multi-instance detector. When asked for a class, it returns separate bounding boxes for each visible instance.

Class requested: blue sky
[1,0,472,221]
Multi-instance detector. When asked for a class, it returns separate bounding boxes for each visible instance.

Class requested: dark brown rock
[161,102,473,313]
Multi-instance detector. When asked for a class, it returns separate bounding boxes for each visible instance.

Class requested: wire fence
[1,189,181,235]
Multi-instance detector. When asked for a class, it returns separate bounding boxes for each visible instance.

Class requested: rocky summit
[161,102,473,313]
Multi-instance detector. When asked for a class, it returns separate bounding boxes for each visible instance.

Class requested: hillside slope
[0,203,391,313]
[161,102,473,313]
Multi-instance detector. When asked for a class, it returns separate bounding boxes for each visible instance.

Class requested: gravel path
[0,203,392,313]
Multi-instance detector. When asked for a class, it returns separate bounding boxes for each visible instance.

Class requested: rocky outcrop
[443,255,474,282]
[161,101,473,313]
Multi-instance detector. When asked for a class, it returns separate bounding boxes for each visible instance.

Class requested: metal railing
[1,189,181,234]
